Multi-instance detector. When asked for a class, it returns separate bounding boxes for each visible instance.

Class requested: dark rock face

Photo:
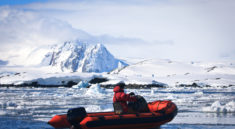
[101,83,166,89]
[206,66,217,72]
[178,83,211,88]
[89,77,108,84]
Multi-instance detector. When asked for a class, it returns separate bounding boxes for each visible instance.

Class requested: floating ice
[202,101,235,113]
[85,104,113,112]
[151,89,154,95]
[225,101,235,112]
[194,91,204,95]
[85,84,107,96]
[72,81,89,89]
[0,86,235,128]
[0,101,17,109]
[0,110,7,115]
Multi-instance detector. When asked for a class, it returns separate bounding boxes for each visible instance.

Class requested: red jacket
[113,86,137,112]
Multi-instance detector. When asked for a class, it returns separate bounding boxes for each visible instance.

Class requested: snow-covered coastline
[0,58,234,88]
[0,41,234,88]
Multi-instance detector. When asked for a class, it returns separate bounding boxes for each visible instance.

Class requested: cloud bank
[0,0,235,64]
[0,6,147,65]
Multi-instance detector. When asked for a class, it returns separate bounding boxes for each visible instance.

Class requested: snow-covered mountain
[40,41,127,73]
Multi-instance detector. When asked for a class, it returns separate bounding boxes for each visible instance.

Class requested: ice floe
[202,101,235,113]
[85,84,107,96]
[72,81,89,89]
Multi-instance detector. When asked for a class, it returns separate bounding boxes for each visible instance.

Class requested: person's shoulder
[119,92,126,96]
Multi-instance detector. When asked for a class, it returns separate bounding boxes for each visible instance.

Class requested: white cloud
[0,6,149,65]
[0,6,88,64]
[0,0,235,63]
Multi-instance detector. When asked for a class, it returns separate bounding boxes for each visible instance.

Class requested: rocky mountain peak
[41,41,127,73]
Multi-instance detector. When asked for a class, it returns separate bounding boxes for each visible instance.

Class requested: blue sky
[0,0,49,5]
[0,0,235,64]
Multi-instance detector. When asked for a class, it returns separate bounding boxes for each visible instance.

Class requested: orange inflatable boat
[48,100,177,129]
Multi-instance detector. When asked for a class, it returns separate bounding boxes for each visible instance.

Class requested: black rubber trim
[98,116,105,121]
[86,109,177,128]
[136,113,140,117]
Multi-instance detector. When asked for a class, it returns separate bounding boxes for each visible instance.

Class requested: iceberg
[202,101,235,113]
[85,84,107,96]
[72,81,89,89]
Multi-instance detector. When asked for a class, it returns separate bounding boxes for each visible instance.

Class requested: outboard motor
[67,107,87,129]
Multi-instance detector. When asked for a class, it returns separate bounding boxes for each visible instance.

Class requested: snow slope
[0,58,234,87]
[103,59,235,87]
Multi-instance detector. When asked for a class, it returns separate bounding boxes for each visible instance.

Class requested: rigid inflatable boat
[48,100,177,129]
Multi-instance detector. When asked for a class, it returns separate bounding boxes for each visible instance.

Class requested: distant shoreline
[1,83,234,89]
[0,83,166,89]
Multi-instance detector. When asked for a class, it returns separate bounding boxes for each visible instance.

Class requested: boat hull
[48,100,177,129]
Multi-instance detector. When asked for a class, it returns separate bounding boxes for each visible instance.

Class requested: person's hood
[113,86,124,93]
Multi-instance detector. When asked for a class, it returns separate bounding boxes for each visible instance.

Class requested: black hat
[116,81,125,89]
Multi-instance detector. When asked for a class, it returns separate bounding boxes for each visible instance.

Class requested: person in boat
[113,82,137,114]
